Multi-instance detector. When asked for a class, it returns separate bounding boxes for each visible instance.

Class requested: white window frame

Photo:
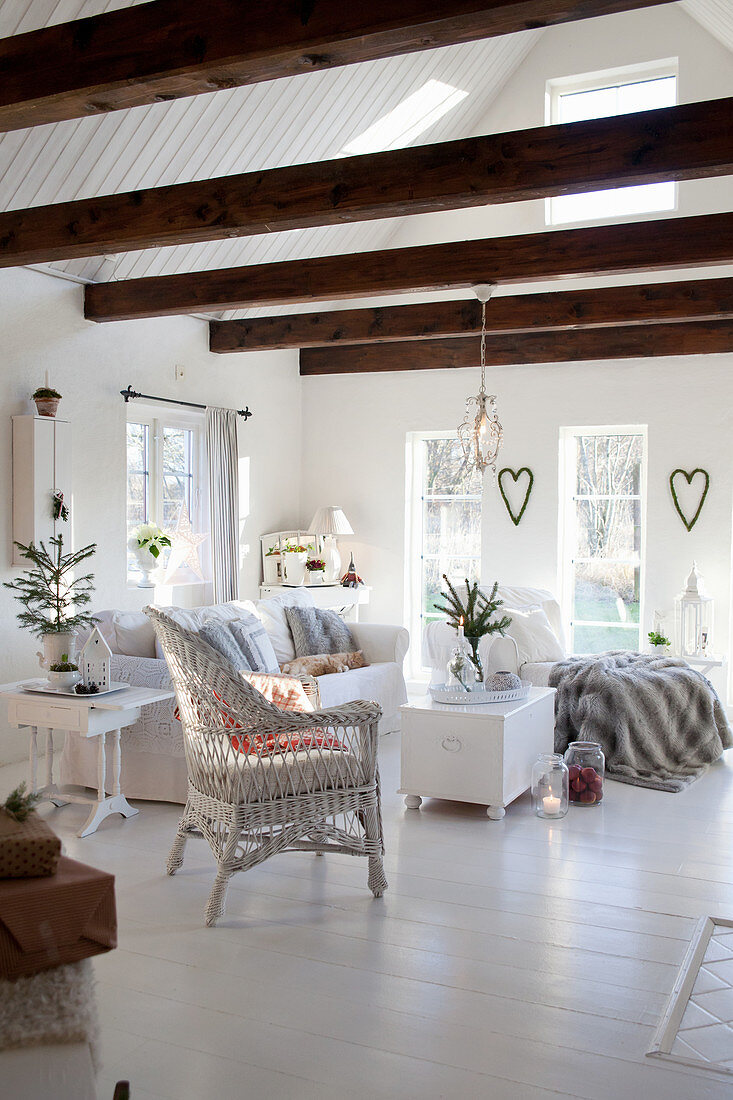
[558,424,648,655]
[126,404,209,583]
[545,59,678,227]
[404,430,482,680]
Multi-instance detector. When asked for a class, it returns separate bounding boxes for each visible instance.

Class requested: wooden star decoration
[163,501,208,582]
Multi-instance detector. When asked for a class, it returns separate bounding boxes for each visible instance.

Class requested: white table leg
[29,727,38,793]
[78,729,139,838]
[487,805,506,820]
[404,795,422,809]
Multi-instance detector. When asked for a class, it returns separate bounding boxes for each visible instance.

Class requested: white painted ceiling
[0,0,730,320]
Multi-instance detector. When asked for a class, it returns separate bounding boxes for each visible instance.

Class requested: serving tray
[21,680,131,698]
[429,681,532,705]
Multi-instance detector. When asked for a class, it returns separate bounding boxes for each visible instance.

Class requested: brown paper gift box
[0,809,61,878]
[0,855,116,980]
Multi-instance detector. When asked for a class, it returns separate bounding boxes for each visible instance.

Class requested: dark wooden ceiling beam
[0,0,674,132]
[299,320,733,374]
[84,212,733,321]
[4,97,730,267]
[209,277,733,351]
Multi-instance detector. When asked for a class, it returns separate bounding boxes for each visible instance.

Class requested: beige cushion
[217,745,361,801]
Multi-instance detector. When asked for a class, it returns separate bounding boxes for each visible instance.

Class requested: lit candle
[44,369,51,388]
[543,795,562,816]
[458,615,465,639]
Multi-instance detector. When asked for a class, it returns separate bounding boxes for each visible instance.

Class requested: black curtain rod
[120,385,252,419]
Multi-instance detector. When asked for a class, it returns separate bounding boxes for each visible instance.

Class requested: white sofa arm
[484,635,521,677]
[349,623,409,666]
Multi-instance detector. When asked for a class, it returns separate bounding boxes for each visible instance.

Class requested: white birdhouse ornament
[80,627,112,691]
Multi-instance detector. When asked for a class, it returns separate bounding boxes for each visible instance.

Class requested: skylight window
[341,80,468,156]
[547,70,677,225]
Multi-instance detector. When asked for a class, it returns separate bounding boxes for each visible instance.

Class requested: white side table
[399,688,556,819]
[258,583,371,622]
[0,682,174,837]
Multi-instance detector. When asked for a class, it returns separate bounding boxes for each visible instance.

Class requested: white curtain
[206,407,239,603]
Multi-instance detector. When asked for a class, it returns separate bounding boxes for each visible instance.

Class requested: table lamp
[309,506,353,583]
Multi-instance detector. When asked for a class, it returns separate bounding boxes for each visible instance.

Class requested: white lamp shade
[309,506,353,536]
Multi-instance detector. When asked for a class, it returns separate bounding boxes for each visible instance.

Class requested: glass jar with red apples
[564,742,605,806]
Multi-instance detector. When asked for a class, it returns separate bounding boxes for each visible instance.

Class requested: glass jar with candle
[564,741,605,806]
[531,754,569,819]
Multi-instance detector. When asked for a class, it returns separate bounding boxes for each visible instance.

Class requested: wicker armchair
[146,607,388,926]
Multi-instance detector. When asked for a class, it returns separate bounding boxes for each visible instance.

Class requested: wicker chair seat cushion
[220,743,361,800]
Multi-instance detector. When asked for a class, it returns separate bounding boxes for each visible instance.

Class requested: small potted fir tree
[3,535,98,672]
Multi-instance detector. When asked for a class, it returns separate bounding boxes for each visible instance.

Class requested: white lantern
[675,562,714,659]
[80,627,112,691]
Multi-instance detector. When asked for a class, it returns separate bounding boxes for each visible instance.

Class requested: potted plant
[32,386,62,418]
[3,535,97,672]
[434,576,512,685]
[48,659,80,689]
[281,540,312,586]
[648,630,671,655]
[128,523,172,588]
[305,557,326,584]
[264,543,282,584]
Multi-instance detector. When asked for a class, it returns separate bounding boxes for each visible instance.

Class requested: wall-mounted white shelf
[12,415,71,564]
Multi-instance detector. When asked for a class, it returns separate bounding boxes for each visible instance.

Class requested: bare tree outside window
[564,430,645,653]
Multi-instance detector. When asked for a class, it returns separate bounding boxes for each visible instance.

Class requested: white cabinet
[12,416,71,564]
[258,583,371,622]
[399,688,555,819]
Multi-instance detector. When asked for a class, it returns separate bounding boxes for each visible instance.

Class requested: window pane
[162,427,192,474]
[575,434,642,496]
[424,437,482,496]
[423,499,481,557]
[617,76,675,113]
[126,474,147,527]
[575,498,642,558]
[162,473,192,528]
[559,85,617,123]
[574,623,640,655]
[424,556,481,616]
[573,562,640,624]
[127,422,147,472]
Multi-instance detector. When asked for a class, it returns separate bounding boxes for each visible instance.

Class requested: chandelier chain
[480,300,487,395]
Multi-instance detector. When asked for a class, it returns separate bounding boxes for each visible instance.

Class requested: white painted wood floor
[5,733,733,1100]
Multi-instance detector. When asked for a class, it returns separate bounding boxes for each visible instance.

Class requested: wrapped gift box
[0,810,61,878]
[0,856,116,980]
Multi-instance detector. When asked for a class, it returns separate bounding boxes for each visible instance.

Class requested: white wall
[300,5,733,702]
[0,267,301,762]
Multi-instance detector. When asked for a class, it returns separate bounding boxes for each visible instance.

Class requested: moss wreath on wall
[669,468,710,532]
[498,467,534,527]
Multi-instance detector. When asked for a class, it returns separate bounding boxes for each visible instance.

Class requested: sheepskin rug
[0,959,99,1068]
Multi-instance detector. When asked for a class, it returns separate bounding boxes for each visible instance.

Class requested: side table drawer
[9,700,84,731]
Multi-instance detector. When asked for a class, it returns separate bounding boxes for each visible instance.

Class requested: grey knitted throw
[549,652,732,792]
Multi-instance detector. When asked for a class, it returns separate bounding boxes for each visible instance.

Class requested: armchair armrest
[349,622,409,666]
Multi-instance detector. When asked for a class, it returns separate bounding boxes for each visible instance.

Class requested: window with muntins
[126,408,207,582]
[406,433,482,675]
[547,66,677,225]
[559,427,647,655]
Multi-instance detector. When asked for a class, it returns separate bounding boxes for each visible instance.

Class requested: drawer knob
[441,735,462,753]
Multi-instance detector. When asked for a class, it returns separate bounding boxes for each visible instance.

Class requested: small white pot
[128,538,158,588]
[307,570,325,585]
[37,632,77,672]
[48,669,80,689]
[650,644,670,656]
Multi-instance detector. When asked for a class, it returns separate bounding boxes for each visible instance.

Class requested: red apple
[590,777,603,793]
[580,790,597,804]
[568,765,581,782]
[581,767,598,784]
[571,777,586,793]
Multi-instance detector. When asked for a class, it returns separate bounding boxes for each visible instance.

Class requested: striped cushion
[229,615,279,674]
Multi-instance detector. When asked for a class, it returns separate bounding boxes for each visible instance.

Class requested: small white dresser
[258,583,371,621]
[399,687,555,819]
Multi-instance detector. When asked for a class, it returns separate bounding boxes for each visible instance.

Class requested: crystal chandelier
[457,284,503,476]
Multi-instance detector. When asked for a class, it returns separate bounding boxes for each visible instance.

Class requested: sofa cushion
[198,622,250,671]
[284,606,356,657]
[229,615,280,674]
[252,588,315,664]
[84,610,156,658]
[154,601,258,658]
[503,607,564,665]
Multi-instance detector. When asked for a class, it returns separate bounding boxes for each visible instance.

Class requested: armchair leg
[362,800,388,898]
[167,806,194,875]
[205,825,241,926]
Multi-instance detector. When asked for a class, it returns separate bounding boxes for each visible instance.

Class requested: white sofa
[60,590,409,804]
[425,584,567,687]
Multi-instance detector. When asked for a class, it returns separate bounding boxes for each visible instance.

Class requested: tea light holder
[531,754,569,819]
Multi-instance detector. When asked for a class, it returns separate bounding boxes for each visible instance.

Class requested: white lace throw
[206,406,239,603]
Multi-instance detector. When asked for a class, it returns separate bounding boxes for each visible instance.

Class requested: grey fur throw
[549,652,732,792]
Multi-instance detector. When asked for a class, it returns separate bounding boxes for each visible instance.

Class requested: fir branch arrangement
[434,576,512,679]
[1,782,41,822]
[3,534,98,637]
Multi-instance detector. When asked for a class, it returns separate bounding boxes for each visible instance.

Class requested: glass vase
[445,643,476,694]
[564,741,605,806]
[531,754,569,819]
[464,636,484,685]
